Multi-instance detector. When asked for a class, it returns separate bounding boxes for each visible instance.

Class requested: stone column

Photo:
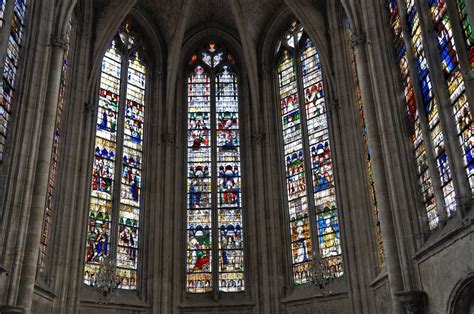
[15,35,67,312]
[351,34,405,314]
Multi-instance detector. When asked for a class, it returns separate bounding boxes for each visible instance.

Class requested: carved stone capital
[251,133,266,146]
[350,32,367,48]
[50,35,69,51]
[394,290,426,314]
[162,133,176,146]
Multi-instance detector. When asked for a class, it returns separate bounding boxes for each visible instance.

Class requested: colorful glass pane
[456,0,474,67]
[278,49,313,285]
[187,65,213,293]
[1,0,27,160]
[38,18,73,273]
[302,38,343,277]
[116,52,146,290]
[84,44,121,286]
[186,44,245,294]
[428,0,474,194]
[388,0,439,227]
[216,67,244,292]
[407,0,457,219]
[0,0,5,28]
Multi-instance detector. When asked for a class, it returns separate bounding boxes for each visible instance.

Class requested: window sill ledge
[414,211,474,262]
[281,279,348,304]
[80,285,149,309]
[179,292,255,309]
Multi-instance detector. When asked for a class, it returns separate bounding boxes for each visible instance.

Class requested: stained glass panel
[216,67,244,292]
[456,0,474,67]
[301,38,343,277]
[0,0,5,28]
[277,49,313,285]
[186,65,213,293]
[186,44,245,294]
[406,0,458,219]
[116,52,146,290]
[84,44,121,285]
[1,0,27,159]
[428,0,474,194]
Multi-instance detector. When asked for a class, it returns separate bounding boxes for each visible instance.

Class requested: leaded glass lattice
[276,21,343,286]
[84,24,147,291]
[186,42,245,294]
[1,0,27,160]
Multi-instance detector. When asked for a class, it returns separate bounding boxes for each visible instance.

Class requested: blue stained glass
[1,0,27,159]
[186,43,245,293]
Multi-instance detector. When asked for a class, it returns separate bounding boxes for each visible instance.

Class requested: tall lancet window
[387,0,473,230]
[186,41,245,294]
[275,21,343,285]
[84,23,146,291]
[1,0,28,159]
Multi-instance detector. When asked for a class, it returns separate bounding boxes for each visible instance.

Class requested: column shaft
[16,40,66,311]
[352,38,405,314]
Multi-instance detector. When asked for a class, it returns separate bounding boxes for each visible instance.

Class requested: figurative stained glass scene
[84,24,146,291]
[387,0,473,230]
[1,0,27,160]
[186,41,245,293]
[276,21,343,286]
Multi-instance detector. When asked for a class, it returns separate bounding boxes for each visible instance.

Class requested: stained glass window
[408,0,457,218]
[1,0,28,160]
[389,0,440,227]
[428,0,474,193]
[186,42,245,294]
[456,0,474,67]
[38,18,73,273]
[84,24,146,291]
[387,0,474,230]
[276,21,343,285]
[0,0,5,28]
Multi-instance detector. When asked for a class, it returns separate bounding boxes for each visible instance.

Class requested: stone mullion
[351,34,405,314]
[13,35,67,312]
[397,0,449,224]
[416,0,472,215]
[445,0,474,115]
